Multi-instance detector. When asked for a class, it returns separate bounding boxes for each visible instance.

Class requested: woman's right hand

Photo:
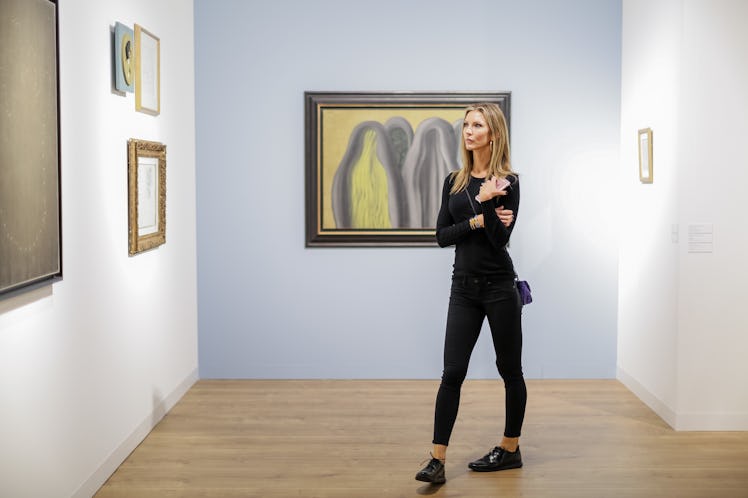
[478,176,508,203]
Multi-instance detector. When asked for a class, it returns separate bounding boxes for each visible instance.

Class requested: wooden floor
[95,380,748,498]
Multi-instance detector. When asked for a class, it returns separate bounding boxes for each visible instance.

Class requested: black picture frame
[305,91,511,247]
[0,0,62,299]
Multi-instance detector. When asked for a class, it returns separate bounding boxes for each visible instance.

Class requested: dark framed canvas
[305,91,511,247]
[0,0,62,299]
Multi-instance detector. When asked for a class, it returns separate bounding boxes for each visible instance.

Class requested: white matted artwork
[638,128,653,183]
[137,156,159,236]
[134,24,160,115]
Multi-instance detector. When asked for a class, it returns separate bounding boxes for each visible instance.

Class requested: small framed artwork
[114,22,134,93]
[305,91,511,247]
[134,24,160,115]
[127,139,166,255]
[638,128,653,183]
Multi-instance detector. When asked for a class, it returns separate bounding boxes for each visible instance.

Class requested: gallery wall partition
[195,0,622,379]
[618,0,748,431]
[0,0,198,497]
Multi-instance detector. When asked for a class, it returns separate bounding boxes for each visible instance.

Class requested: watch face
[121,33,133,86]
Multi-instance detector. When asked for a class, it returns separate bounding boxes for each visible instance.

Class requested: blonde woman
[416,103,526,484]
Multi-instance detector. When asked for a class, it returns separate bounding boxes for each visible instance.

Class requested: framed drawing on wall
[0,0,62,299]
[134,24,160,115]
[638,127,653,183]
[305,91,511,247]
[128,139,166,255]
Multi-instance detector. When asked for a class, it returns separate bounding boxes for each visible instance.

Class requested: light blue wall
[195,0,622,379]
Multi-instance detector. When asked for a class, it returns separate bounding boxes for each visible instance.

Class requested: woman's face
[463,110,491,152]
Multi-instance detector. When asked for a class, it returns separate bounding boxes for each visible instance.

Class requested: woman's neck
[472,148,492,177]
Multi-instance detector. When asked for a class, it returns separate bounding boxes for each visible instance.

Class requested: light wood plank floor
[95,380,748,497]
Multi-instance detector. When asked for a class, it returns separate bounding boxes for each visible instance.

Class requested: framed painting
[134,24,160,115]
[305,91,511,247]
[638,127,653,183]
[114,22,135,93]
[128,139,166,255]
[0,0,62,299]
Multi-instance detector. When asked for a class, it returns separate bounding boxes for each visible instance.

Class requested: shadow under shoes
[415,457,446,484]
[468,446,523,472]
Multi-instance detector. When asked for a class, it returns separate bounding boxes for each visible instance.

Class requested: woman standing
[415,103,526,484]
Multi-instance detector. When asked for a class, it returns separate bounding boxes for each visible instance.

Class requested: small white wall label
[688,224,713,253]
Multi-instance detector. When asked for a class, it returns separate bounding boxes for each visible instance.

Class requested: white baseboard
[673,411,748,431]
[72,368,199,498]
[618,366,748,431]
[616,365,677,429]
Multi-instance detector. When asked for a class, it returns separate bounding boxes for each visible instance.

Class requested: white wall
[0,1,198,496]
[195,0,622,380]
[676,0,748,430]
[617,0,682,426]
[618,0,748,430]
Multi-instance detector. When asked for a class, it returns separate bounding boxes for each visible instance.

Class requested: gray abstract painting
[0,0,61,297]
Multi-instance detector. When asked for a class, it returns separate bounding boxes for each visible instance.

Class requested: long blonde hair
[450,103,515,194]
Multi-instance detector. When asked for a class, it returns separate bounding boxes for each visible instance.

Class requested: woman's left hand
[478,176,508,203]
[496,206,514,227]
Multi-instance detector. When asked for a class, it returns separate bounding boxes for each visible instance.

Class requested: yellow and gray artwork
[322,108,465,230]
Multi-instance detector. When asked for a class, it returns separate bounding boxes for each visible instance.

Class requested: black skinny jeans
[433,275,527,445]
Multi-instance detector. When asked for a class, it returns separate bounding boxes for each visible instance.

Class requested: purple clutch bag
[517,280,532,305]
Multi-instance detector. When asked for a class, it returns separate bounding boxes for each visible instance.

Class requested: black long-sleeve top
[435,173,520,279]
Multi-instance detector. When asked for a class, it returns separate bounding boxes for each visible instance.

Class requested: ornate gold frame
[128,139,166,255]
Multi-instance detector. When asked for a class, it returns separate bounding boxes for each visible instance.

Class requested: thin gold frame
[128,139,166,255]
[134,24,160,115]
[638,128,653,183]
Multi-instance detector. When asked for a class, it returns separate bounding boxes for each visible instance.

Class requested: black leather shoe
[415,457,446,484]
[468,446,522,472]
